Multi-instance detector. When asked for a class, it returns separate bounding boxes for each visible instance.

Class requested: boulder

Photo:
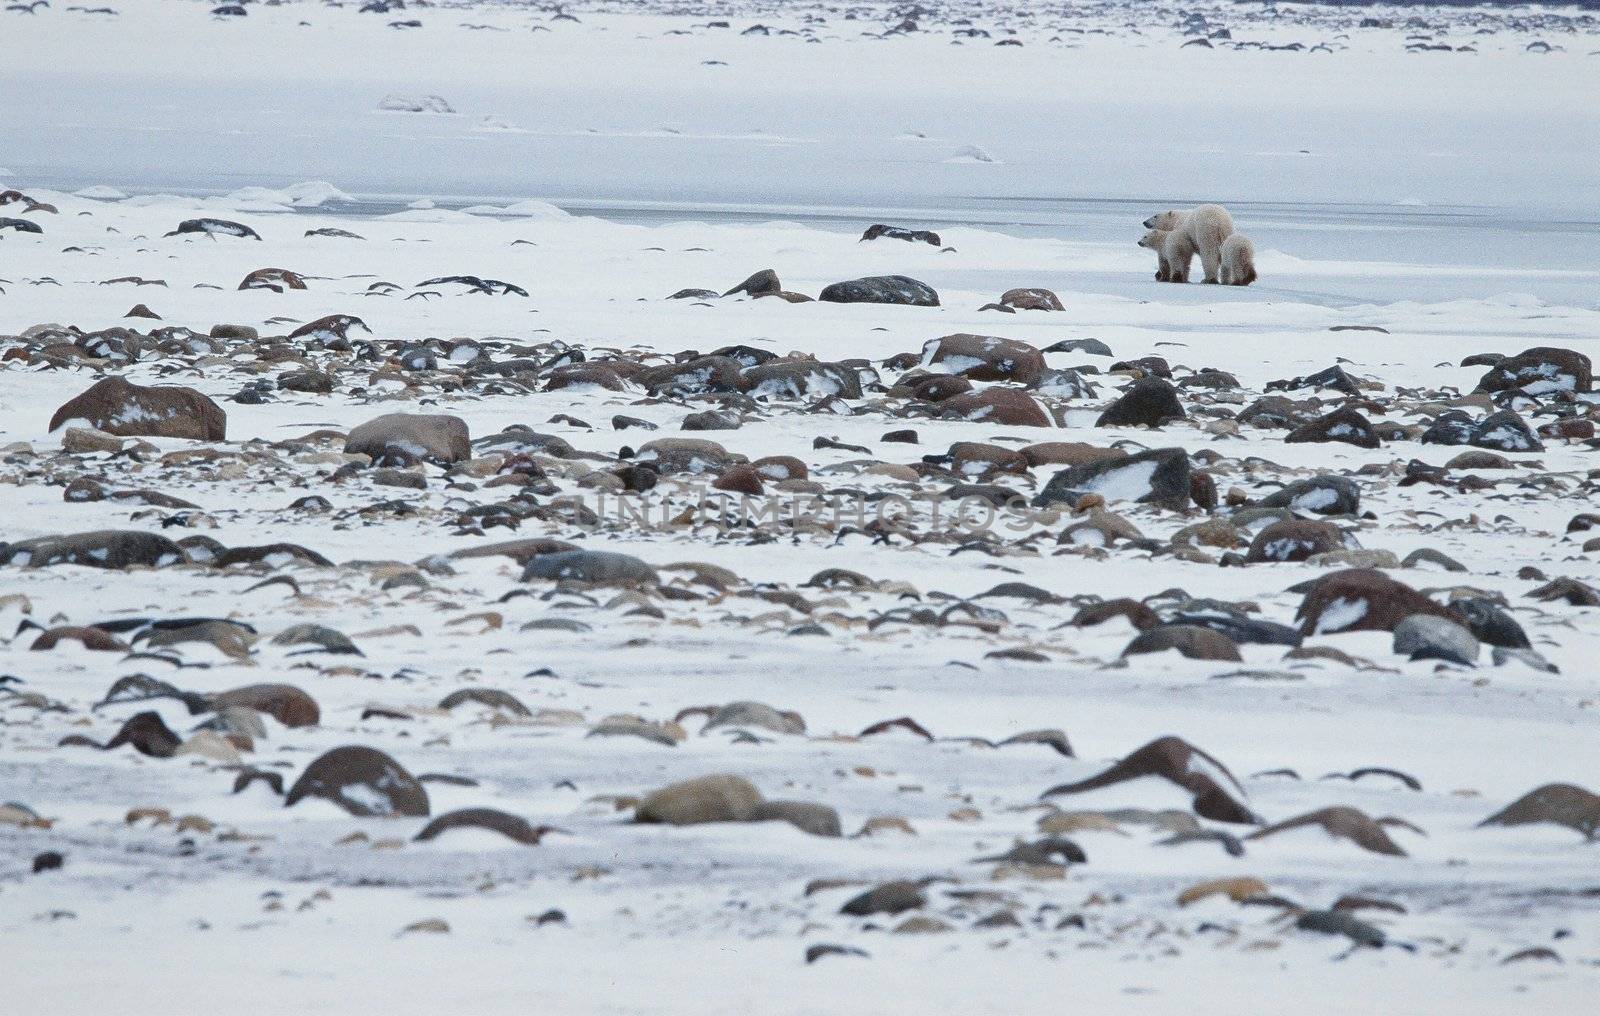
[920,334,1045,385]
[49,377,226,441]
[819,275,939,307]
[344,413,470,465]
[1033,448,1191,510]
[937,388,1050,427]
[636,774,763,825]
[1096,378,1184,428]
[284,745,429,817]
[1284,408,1381,449]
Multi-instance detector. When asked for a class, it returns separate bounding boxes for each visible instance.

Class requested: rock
[175,730,243,764]
[1123,624,1243,662]
[1041,337,1113,357]
[345,413,470,465]
[544,365,627,392]
[1294,569,1456,635]
[284,745,430,817]
[589,715,683,747]
[998,287,1064,311]
[1295,910,1387,948]
[1393,615,1480,664]
[891,372,973,402]
[668,288,719,301]
[1246,806,1408,856]
[819,275,939,307]
[1020,442,1125,468]
[1444,450,1513,470]
[211,684,321,727]
[1246,519,1350,563]
[840,880,925,916]
[920,333,1046,385]
[1042,736,1259,825]
[638,355,744,396]
[1256,475,1360,516]
[1173,613,1303,648]
[723,268,782,297]
[1450,598,1529,648]
[751,800,842,837]
[635,437,740,474]
[861,224,940,246]
[742,361,863,399]
[3,530,186,570]
[48,377,226,440]
[712,463,764,495]
[1479,783,1600,838]
[636,774,763,825]
[1033,448,1191,510]
[1284,408,1381,449]
[414,808,556,845]
[522,550,658,586]
[439,688,531,717]
[165,217,261,240]
[1474,347,1592,396]
[60,426,125,454]
[682,410,741,431]
[1176,877,1270,906]
[1468,409,1543,452]
[30,625,129,652]
[1073,598,1160,630]
[704,701,805,736]
[1096,378,1184,428]
[937,388,1050,427]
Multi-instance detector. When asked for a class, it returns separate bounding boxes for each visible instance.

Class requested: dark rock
[285,745,429,817]
[1479,783,1600,838]
[840,881,925,917]
[1246,519,1349,562]
[1284,408,1381,449]
[49,377,226,440]
[1474,347,1592,396]
[1042,736,1259,825]
[937,388,1050,427]
[522,550,658,586]
[1096,378,1184,428]
[819,275,939,307]
[1295,569,1456,635]
[861,224,940,246]
[1124,624,1243,661]
[1033,448,1191,510]
[1256,475,1360,516]
[921,333,1045,385]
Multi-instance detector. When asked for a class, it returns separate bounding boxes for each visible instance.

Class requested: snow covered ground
[2,2,1599,1014]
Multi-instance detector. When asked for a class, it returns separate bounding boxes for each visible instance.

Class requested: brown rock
[938,388,1050,427]
[49,377,226,441]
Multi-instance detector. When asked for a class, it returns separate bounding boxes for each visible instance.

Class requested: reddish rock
[938,389,1051,428]
[49,377,226,441]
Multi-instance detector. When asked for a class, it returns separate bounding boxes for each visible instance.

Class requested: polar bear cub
[1142,204,1234,283]
[1139,228,1197,283]
[1218,233,1257,286]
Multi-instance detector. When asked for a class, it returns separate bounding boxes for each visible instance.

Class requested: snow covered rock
[49,376,226,440]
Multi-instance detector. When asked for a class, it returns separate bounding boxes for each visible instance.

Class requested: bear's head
[1137,229,1167,251]
[1142,210,1183,230]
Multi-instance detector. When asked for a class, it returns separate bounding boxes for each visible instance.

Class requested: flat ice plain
[1,2,1598,1014]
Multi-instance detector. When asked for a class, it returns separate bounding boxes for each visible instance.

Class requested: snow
[2,1,1599,1013]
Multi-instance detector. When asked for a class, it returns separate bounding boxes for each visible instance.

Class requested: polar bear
[1142,204,1235,283]
[1217,233,1257,286]
[1138,228,1196,283]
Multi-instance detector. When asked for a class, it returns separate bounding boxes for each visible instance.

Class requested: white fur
[1142,204,1235,283]
[1218,233,1257,286]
